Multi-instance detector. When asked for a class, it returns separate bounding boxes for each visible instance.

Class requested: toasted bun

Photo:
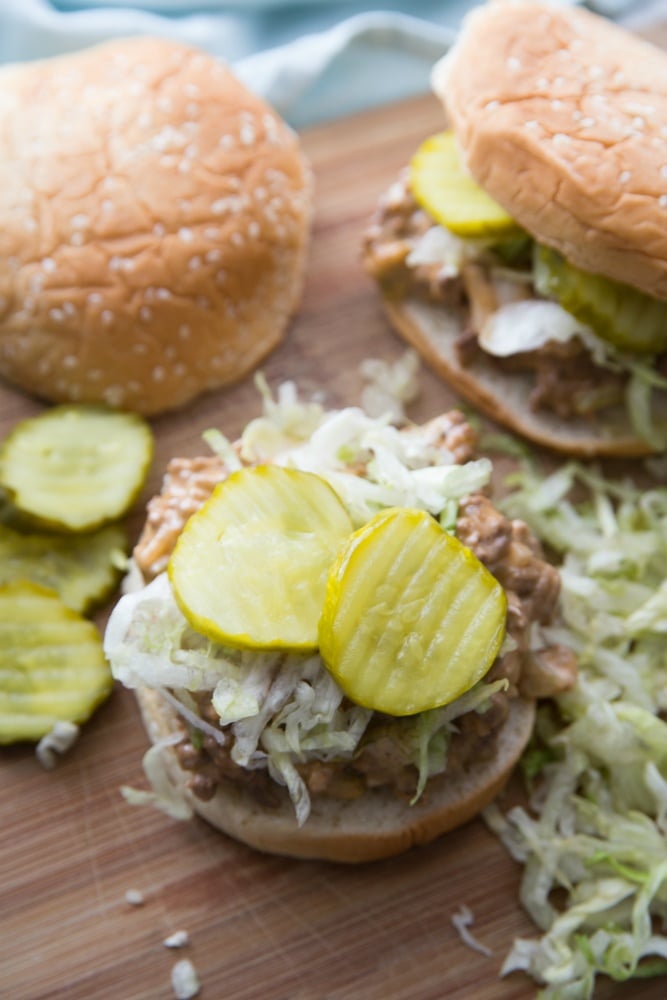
[434,1,667,300]
[382,297,665,458]
[0,38,311,416]
[135,685,535,863]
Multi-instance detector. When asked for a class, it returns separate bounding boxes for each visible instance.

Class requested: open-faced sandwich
[363,1,667,457]
[104,384,576,862]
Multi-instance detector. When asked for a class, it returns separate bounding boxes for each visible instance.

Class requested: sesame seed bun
[0,38,312,416]
[135,685,536,863]
[434,1,667,301]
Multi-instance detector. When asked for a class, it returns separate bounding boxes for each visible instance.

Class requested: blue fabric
[0,0,653,127]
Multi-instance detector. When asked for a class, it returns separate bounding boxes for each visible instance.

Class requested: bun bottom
[383,297,665,459]
[135,687,535,863]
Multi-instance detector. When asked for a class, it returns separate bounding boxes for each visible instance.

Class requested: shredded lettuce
[485,464,667,998]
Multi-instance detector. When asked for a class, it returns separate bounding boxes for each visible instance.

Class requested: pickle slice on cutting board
[0,521,127,614]
[409,130,520,239]
[318,508,507,716]
[0,580,112,744]
[0,404,154,532]
[534,244,667,355]
[169,465,353,651]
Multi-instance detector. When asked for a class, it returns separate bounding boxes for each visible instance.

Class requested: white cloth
[0,0,652,126]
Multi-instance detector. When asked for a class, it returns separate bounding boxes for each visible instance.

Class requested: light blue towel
[0,0,655,127]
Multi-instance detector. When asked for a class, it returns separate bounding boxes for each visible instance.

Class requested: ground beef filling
[134,441,575,810]
[362,172,641,420]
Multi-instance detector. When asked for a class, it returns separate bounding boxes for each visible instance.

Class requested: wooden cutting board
[1,87,664,1000]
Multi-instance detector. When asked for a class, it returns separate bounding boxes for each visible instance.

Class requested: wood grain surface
[1,88,665,1000]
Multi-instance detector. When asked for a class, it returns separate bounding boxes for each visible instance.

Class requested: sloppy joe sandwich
[0,38,311,416]
[104,385,575,862]
[363,1,667,457]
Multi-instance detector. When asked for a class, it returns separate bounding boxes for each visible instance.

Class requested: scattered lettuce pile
[484,461,667,998]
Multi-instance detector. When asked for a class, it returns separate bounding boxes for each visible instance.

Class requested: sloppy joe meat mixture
[134,413,576,808]
[362,171,633,420]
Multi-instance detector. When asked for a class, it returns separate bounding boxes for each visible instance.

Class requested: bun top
[433,1,667,301]
[0,38,312,415]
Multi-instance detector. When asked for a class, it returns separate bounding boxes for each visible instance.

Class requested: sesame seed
[63,302,76,317]
[506,56,521,71]
[551,100,563,111]
[205,249,222,264]
[660,195,667,208]
[230,232,244,247]
[104,386,126,407]
[248,221,260,239]
[661,166,667,178]
[178,160,192,174]
[49,308,65,323]
[240,123,256,145]
[42,258,56,273]
[215,270,227,286]
[70,214,89,229]
[156,288,171,301]
[157,96,173,113]
[153,223,166,237]
[70,233,84,246]
[178,227,194,243]
[536,77,548,90]
[23,218,37,232]
[619,171,631,184]
[63,354,78,369]
[632,117,645,130]
[219,134,235,149]
[101,310,114,325]
[188,256,202,271]
[254,187,267,202]
[102,199,114,213]
[484,100,499,112]
[185,144,198,160]
[152,366,166,381]
[179,324,191,339]
[140,306,153,322]
[196,296,210,310]
[87,292,102,305]
[580,117,596,128]
[173,363,187,377]
[184,83,199,98]
[160,155,177,169]
[133,342,148,354]
[185,102,200,118]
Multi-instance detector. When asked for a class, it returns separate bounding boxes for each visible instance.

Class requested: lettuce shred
[485,463,667,998]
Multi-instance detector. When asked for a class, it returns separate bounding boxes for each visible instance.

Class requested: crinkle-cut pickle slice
[534,244,667,356]
[0,580,112,744]
[169,465,354,651]
[318,508,507,717]
[409,130,520,239]
[0,521,127,614]
[0,404,154,533]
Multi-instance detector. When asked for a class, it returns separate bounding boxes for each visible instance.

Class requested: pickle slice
[318,508,506,716]
[0,580,112,744]
[169,465,354,651]
[0,522,127,614]
[0,404,154,532]
[409,130,520,239]
[534,245,667,355]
